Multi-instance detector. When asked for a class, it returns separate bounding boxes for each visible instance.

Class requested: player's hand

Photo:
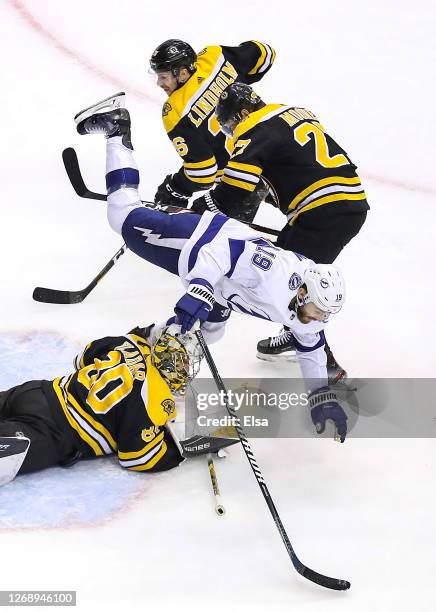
[174,279,215,334]
[309,387,348,443]
[191,191,221,215]
[154,175,190,207]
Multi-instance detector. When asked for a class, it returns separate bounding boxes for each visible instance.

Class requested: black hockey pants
[277,209,367,264]
[0,381,80,474]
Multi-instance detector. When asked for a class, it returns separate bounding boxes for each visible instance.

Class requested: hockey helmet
[297,264,345,322]
[151,325,202,395]
[215,83,264,136]
[150,39,197,75]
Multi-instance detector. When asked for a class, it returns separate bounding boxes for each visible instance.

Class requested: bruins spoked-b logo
[161,398,175,416]
[162,102,172,117]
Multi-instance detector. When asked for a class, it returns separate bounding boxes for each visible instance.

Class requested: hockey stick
[32,244,127,304]
[207,453,225,516]
[62,147,280,237]
[62,147,107,201]
[195,329,350,591]
[35,149,279,304]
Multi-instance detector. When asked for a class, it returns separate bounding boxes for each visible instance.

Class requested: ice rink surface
[1,1,436,610]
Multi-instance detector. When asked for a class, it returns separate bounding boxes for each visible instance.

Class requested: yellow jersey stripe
[271,47,277,65]
[234,104,286,140]
[78,342,92,369]
[183,171,217,184]
[288,176,362,211]
[127,442,168,471]
[221,175,257,192]
[248,41,267,75]
[184,157,217,169]
[118,431,165,460]
[289,192,367,225]
[65,378,117,451]
[227,160,262,175]
[52,377,103,456]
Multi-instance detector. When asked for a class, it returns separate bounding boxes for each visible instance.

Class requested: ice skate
[256,327,296,361]
[74,92,133,150]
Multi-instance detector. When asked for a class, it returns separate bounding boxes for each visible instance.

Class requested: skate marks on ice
[0,331,151,530]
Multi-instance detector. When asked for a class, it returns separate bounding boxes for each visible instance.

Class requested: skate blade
[256,351,297,362]
[74,91,126,125]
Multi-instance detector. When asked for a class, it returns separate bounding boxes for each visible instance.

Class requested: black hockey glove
[309,387,348,443]
[191,191,221,215]
[154,174,191,207]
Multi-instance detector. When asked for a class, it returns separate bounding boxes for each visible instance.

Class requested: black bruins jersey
[163,42,276,195]
[42,331,181,472]
[213,104,370,225]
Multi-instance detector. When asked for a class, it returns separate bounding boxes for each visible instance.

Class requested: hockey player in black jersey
[192,83,369,380]
[0,324,237,486]
[149,39,275,208]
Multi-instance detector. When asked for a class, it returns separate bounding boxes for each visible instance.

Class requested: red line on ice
[7,0,436,196]
[7,0,156,104]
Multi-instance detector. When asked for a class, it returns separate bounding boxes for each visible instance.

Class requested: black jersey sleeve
[221,41,276,84]
[73,336,125,371]
[117,423,183,473]
[213,127,269,216]
[166,119,218,195]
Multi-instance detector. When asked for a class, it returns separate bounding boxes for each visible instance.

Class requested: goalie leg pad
[0,436,30,486]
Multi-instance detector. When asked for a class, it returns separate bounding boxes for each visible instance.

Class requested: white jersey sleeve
[292,328,328,391]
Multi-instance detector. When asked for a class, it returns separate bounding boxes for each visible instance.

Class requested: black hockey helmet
[150,39,197,76]
[216,83,264,136]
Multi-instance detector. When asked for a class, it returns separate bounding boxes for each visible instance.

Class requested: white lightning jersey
[178,212,328,386]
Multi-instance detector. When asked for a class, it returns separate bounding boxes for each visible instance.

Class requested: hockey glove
[174,278,215,334]
[309,386,348,443]
[154,174,191,207]
[191,191,221,215]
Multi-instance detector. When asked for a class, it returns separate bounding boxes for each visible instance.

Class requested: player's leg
[0,382,80,477]
[75,95,202,276]
[276,211,367,264]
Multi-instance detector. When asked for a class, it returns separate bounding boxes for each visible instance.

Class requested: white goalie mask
[151,325,203,395]
[297,264,345,322]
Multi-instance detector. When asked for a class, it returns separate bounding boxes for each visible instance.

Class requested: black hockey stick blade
[62,147,280,236]
[33,286,90,304]
[33,244,127,304]
[62,147,107,200]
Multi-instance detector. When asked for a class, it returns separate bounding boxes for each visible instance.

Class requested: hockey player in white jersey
[74,94,348,443]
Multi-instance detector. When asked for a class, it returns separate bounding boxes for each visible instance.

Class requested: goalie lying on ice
[0,324,237,486]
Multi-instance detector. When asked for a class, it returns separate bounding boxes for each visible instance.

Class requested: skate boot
[256,327,296,361]
[325,343,347,385]
[74,92,133,150]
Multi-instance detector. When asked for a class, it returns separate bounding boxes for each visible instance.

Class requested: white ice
[1,1,436,610]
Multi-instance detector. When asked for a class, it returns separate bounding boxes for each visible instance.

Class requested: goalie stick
[195,329,351,592]
[207,453,225,516]
[61,147,280,237]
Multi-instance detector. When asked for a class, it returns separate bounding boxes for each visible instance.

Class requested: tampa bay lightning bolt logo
[320,278,329,289]
[288,273,302,290]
